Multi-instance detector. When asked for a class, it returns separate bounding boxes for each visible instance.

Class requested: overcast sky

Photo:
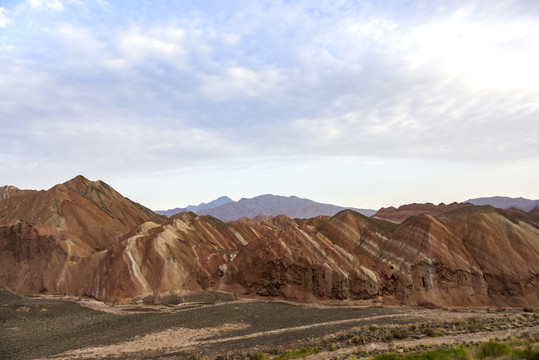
[1,0,538,210]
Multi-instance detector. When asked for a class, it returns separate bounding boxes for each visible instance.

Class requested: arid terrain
[1,176,538,359]
[1,287,538,359]
[2,176,539,308]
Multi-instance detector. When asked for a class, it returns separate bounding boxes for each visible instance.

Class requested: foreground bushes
[372,347,468,360]
[367,339,539,360]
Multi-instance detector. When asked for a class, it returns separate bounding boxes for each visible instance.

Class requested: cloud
[400,18,539,89]
[28,0,64,12]
[199,66,285,101]
[117,27,186,63]
[1,0,539,196]
[0,7,10,27]
[55,23,104,53]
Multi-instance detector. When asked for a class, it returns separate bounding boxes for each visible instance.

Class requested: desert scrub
[370,346,468,360]
[273,347,320,360]
[464,319,485,332]
[391,329,409,340]
[365,334,539,360]
[384,330,394,342]
[423,328,443,337]
[475,341,510,359]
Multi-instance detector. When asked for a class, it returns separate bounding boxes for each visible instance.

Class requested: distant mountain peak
[156,195,234,217]
[465,196,539,212]
[196,194,376,221]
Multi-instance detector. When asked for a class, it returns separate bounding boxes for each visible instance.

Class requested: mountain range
[158,195,539,223]
[465,196,539,212]
[156,196,234,217]
[157,195,377,220]
[1,176,538,308]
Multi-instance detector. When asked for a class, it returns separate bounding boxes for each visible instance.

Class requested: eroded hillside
[1,177,538,308]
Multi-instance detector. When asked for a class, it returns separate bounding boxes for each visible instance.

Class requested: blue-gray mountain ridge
[157,194,376,221]
[156,196,233,217]
[465,196,539,212]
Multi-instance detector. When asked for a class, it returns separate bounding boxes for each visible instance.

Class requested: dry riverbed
[1,287,537,360]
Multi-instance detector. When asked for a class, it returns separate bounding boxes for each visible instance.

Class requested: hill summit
[1,177,538,309]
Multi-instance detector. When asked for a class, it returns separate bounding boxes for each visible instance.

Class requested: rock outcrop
[373,202,472,223]
[222,207,539,307]
[1,177,538,308]
[0,175,164,250]
[0,221,93,295]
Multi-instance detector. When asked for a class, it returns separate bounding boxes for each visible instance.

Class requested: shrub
[477,341,510,359]
[465,319,485,332]
[372,347,468,360]
[419,347,468,360]
[424,328,442,337]
[372,354,401,360]
[274,347,320,360]
[392,329,409,340]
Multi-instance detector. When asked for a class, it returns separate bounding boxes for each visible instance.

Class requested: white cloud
[95,0,108,7]
[0,8,10,27]
[199,66,285,101]
[56,24,103,52]
[117,27,186,64]
[29,0,64,11]
[400,19,539,89]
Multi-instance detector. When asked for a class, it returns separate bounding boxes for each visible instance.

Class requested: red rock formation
[0,185,26,200]
[0,175,164,250]
[373,202,472,223]
[222,209,539,307]
[1,178,538,308]
[0,221,93,295]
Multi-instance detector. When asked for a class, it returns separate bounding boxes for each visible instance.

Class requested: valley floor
[1,288,537,360]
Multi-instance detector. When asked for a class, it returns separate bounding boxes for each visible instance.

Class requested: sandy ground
[45,323,251,359]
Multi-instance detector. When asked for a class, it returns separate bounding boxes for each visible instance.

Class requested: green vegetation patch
[476,340,510,359]
[372,347,468,360]
[366,337,539,360]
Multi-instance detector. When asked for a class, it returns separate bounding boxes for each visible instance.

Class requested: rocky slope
[373,202,472,223]
[1,178,538,308]
[0,221,94,295]
[0,175,164,250]
[222,207,539,307]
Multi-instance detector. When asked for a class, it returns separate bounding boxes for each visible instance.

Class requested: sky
[1,0,538,211]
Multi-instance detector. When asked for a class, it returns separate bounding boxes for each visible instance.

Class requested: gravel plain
[1,287,535,360]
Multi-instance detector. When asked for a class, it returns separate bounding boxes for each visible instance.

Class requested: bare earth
[1,288,537,359]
